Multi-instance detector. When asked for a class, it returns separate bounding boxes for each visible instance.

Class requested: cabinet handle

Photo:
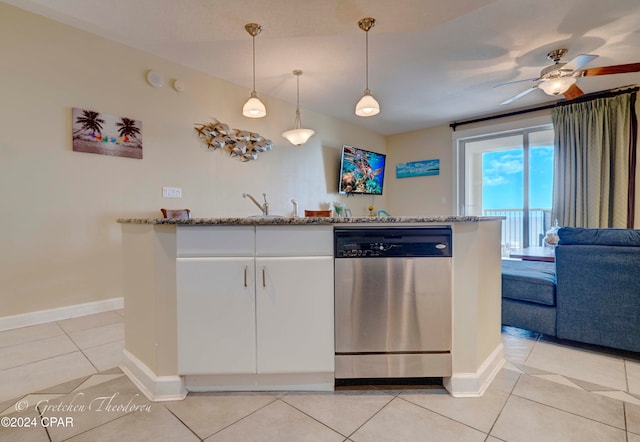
[262,266,266,288]
[244,266,248,287]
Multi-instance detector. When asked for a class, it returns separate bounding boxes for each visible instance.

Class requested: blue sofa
[502,227,640,353]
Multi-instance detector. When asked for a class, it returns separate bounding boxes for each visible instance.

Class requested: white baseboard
[0,297,124,332]
[120,349,186,402]
[443,343,505,397]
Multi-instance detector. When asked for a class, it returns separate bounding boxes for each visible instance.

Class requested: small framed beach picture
[396,159,440,178]
[72,108,143,159]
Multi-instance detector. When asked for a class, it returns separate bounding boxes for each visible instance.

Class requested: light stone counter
[117,215,503,225]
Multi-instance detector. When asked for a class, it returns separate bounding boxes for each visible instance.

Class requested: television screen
[338,145,386,195]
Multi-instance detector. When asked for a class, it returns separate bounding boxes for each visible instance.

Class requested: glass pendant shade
[282,126,315,147]
[355,17,379,117]
[355,89,380,116]
[282,70,315,147]
[538,76,576,96]
[243,91,267,118]
[243,23,266,118]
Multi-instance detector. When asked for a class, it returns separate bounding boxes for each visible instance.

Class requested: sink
[247,214,284,218]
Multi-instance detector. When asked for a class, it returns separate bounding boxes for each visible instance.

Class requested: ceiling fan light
[282,128,315,147]
[243,92,267,118]
[539,76,576,96]
[355,91,380,117]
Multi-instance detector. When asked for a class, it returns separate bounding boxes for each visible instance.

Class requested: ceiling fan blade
[501,87,537,105]
[563,84,584,100]
[494,77,539,88]
[563,54,599,72]
[578,62,640,77]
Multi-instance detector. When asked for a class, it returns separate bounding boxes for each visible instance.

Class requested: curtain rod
[449,86,639,131]
[554,85,638,107]
[449,104,556,131]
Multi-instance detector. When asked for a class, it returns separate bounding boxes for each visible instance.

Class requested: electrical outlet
[162,187,182,198]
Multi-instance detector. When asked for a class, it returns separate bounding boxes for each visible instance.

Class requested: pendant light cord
[295,73,301,129]
[252,35,256,93]
[365,30,369,91]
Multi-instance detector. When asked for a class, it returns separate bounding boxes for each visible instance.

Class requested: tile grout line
[394,390,492,437]
[56,320,103,375]
[0,318,121,397]
[623,402,628,441]
[55,317,125,373]
[0,323,67,350]
[185,394,281,440]
[483,372,522,439]
[344,393,398,440]
[58,322,124,351]
[152,404,205,441]
[279,388,397,437]
[0,348,81,374]
[510,379,629,432]
[511,341,640,406]
[275,397,349,438]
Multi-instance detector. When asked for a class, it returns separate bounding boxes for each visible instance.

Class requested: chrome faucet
[243,192,269,216]
[291,199,299,217]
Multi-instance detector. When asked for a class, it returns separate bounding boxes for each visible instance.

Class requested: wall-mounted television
[338,145,386,195]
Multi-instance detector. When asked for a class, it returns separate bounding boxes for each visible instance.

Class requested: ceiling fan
[497,49,640,105]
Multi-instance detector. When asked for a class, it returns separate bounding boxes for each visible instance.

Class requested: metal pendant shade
[282,70,315,147]
[242,23,266,118]
[355,17,380,117]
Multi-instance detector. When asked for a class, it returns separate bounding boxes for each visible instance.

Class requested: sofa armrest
[555,244,640,352]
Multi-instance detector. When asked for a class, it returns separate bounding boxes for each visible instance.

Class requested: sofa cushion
[502,260,556,306]
[558,227,640,246]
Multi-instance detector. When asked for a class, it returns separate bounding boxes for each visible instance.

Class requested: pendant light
[355,17,380,117]
[242,23,266,118]
[282,70,315,147]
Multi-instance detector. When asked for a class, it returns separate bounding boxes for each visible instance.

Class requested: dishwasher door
[335,257,451,355]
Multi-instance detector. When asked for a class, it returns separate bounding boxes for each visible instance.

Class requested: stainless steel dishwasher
[334,227,452,379]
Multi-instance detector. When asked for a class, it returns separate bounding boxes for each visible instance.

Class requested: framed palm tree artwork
[72,108,143,159]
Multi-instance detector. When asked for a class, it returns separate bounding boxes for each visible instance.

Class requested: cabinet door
[256,256,334,374]
[177,257,256,375]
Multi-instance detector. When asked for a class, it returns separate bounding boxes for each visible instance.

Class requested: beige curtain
[552,91,637,228]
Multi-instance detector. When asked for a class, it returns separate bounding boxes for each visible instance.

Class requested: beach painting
[396,159,440,178]
[72,108,142,159]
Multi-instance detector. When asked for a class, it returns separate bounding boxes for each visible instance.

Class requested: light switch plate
[162,187,182,198]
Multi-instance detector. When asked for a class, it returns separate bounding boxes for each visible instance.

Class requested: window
[458,126,554,253]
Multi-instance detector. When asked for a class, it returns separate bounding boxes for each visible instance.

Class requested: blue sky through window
[482,145,553,210]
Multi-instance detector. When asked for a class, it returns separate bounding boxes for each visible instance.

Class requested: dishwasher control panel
[334,227,452,258]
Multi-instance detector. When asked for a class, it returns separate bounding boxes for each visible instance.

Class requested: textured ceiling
[4,0,640,134]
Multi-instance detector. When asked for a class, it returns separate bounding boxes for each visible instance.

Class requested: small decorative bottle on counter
[333,201,344,218]
[368,205,374,217]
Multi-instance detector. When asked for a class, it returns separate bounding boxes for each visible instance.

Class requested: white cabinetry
[177,256,255,374]
[176,224,334,382]
[256,256,334,373]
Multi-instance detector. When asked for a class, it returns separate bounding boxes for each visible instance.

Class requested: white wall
[385,125,455,216]
[0,4,385,317]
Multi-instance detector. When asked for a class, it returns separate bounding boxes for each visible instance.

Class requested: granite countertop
[117,216,504,225]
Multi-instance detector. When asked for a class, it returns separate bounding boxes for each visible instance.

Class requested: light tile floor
[1,312,640,441]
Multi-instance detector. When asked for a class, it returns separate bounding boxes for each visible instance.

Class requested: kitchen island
[118,216,503,401]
